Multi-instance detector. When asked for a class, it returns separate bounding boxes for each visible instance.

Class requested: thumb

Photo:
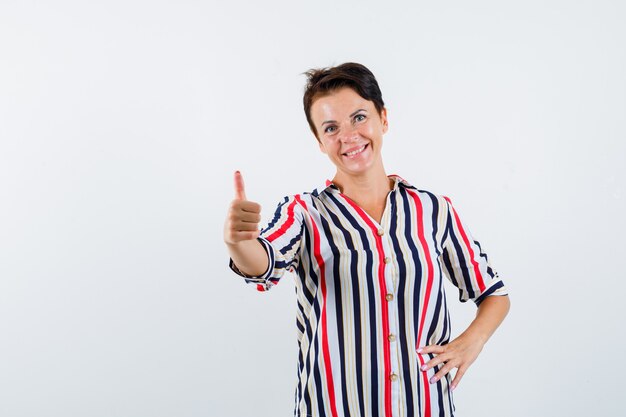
[233,170,247,200]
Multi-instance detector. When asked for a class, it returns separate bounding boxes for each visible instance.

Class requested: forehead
[310,87,374,121]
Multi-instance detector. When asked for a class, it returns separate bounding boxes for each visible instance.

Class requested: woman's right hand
[223,170,262,246]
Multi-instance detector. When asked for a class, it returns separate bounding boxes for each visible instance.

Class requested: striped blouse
[228,174,508,417]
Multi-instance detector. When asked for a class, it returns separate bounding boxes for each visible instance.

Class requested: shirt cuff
[474,281,508,306]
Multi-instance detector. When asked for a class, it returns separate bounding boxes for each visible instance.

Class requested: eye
[354,114,366,122]
[324,125,337,134]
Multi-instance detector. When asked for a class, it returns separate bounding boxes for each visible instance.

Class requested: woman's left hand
[417,332,485,391]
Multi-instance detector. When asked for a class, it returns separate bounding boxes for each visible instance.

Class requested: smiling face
[311,87,388,177]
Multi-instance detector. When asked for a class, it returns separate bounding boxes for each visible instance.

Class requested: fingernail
[430,377,437,384]
[416,348,423,353]
[420,365,427,371]
[450,384,456,391]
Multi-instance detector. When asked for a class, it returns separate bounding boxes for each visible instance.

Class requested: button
[385,293,394,301]
[377,229,384,236]
[390,373,398,381]
[384,257,391,264]
[388,334,396,342]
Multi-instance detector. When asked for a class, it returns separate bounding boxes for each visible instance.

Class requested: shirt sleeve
[228,194,305,292]
[439,195,508,306]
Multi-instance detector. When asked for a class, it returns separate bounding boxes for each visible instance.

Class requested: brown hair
[302,62,385,141]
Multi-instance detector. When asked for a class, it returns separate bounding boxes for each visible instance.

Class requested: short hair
[302,62,385,141]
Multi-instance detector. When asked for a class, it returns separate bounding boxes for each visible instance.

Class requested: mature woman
[224,62,510,417]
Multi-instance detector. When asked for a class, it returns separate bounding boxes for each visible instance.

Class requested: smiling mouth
[342,144,368,157]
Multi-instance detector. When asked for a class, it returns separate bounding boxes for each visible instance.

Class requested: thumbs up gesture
[224,170,262,245]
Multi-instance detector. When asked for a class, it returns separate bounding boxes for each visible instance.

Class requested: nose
[338,123,359,143]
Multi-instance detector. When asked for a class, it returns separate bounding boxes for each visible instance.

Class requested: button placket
[380,234,402,416]
[376,202,402,412]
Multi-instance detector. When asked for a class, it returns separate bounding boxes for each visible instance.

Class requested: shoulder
[270,192,316,217]
[400,182,451,210]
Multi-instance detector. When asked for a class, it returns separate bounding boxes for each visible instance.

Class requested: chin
[342,161,375,174]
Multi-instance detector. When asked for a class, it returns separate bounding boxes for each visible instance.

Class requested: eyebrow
[321,109,367,126]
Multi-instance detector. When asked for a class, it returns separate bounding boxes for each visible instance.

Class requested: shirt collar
[313,174,416,196]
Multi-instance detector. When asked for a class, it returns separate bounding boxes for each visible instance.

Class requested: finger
[421,354,449,371]
[234,200,261,213]
[234,170,247,201]
[229,230,260,242]
[450,366,467,391]
[417,345,446,355]
[430,361,457,384]
[237,211,262,223]
[232,221,260,232]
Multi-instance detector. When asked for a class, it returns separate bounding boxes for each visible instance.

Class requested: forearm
[226,239,270,277]
[461,295,510,345]
[419,294,510,387]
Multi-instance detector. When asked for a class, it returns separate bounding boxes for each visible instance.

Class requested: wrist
[461,325,490,347]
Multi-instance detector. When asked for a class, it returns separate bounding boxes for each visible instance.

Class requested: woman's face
[310,87,388,176]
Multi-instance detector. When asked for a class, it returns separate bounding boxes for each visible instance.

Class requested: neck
[331,165,393,201]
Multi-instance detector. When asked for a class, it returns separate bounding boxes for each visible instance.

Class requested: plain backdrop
[1,1,625,416]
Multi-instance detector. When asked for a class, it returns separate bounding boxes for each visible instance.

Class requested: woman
[224,62,510,417]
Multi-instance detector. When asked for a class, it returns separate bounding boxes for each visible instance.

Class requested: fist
[224,170,262,245]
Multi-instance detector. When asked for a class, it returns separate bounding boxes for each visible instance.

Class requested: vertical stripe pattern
[228,174,508,416]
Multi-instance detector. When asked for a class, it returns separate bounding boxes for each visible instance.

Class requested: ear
[380,107,389,133]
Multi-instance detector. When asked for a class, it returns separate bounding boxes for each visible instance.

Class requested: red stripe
[388,173,407,183]
[266,198,298,242]
[407,189,433,417]
[294,195,339,417]
[339,195,392,417]
[443,196,486,292]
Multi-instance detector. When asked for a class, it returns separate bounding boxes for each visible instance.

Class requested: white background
[1,1,625,416]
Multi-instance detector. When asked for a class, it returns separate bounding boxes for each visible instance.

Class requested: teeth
[345,145,366,156]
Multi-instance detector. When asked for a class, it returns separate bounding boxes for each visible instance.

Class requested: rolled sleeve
[440,196,508,306]
[229,236,273,280]
[228,195,305,292]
